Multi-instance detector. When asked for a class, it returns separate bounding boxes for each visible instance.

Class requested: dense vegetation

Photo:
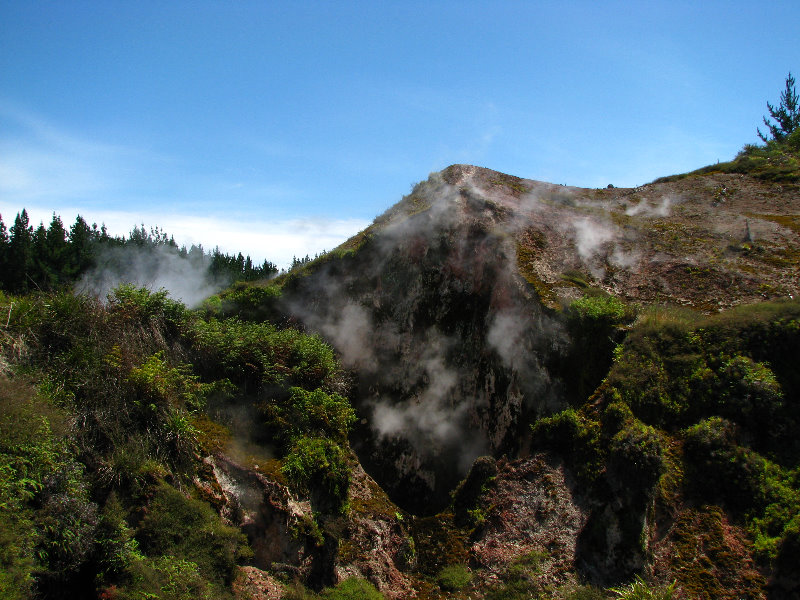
[0,281,359,599]
[532,299,800,596]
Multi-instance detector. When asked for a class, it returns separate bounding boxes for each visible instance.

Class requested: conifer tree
[8,210,33,292]
[0,214,8,289]
[46,213,69,284]
[758,72,800,143]
[69,215,94,278]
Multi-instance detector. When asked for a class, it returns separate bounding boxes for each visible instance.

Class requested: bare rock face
[281,169,570,514]
[232,566,285,600]
[207,453,415,598]
[334,464,417,599]
[208,454,314,578]
[469,455,588,590]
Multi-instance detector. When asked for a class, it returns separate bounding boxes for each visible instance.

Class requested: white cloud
[0,202,369,270]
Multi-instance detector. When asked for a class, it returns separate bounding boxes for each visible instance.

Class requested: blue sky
[1,1,798,268]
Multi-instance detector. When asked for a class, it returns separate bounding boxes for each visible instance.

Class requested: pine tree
[69,215,94,278]
[0,214,8,290]
[8,210,33,292]
[758,72,800,143]
[46,213,69,285]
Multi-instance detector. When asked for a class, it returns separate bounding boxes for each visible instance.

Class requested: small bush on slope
[608,576,675,600]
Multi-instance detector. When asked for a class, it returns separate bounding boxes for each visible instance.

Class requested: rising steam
[77,243,226,308]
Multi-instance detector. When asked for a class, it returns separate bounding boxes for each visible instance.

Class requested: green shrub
[282,437,351,512]
[608,575,675,599]
[569,294,634,325]
[126,352,232,468]
[531,408,603,485]
[562,294,636,403]
[608,419,666,491]
[682,417,763,510]
[436,564,472,591]
[322,577,385,600]
[262,386,355,450]
[452,455,497,526]
[135,483,250,585]
[116,555,220,600]
[189,318,337,391]
[108,284,188,330]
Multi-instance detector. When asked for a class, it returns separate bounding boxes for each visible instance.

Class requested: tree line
[0,209,279,294]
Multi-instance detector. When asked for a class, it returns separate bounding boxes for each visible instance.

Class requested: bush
[116,555,219,600]
[282,437,351,513]
[216,282,282,321]
[531,408,603,485]
[569,294,634,326]
[322,578,385,600]
[682,417,764,510]
[562,294,636,403]
[262,386,356,450]
[436,564,472,591]
[189,318,337,391]
[135,483,250,585]
[608,575,675,599]
[608,419,666,492]
[108,284,188,331]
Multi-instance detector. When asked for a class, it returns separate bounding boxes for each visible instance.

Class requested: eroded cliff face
[279,164,800,517]
[194,164,800,599]
[281,168,570,513]
[207,453,416,599]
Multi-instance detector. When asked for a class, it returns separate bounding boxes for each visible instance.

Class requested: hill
[2,149,800,599]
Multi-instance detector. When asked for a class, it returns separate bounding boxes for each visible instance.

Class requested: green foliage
[452,455,497,527]
[608,576,675,600]
[0,379,66,595]
[282,437,351,512]
[682,417,800,565]
[655,128,800,184]
[0,209,278,294]
[562,294,636,403]
[569,294,634,325]
[116,555,220,600]
[135,482,251,586]
[758,72,800,143]
[109,284,188,330]
[531,408,603,485]
[189,317,337,391]
[262,386,355,450]
[322,578,385,600]
[436,564,472,591]
[608,419,666,491]
[208,281,283,321]
[128,351,230,415]
[484,550,547,600]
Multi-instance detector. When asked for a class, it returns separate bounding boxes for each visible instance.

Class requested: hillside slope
[3,158,799,600]
[278,164,799,509]
[270,162,800,597]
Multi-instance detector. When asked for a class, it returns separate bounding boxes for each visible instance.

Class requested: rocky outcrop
[205,454,414,597]
[469,455,588,590]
